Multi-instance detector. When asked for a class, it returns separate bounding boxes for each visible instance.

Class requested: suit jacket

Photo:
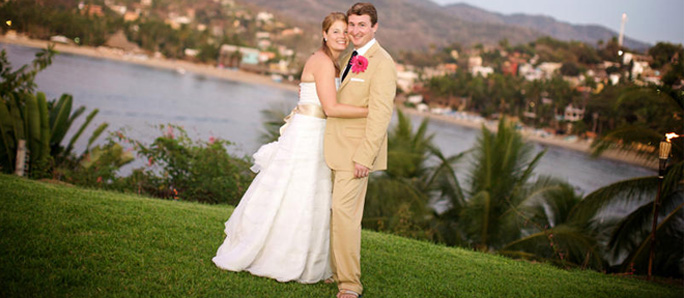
[324,42,397,172]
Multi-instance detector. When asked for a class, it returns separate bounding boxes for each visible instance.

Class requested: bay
[3,43,655,194]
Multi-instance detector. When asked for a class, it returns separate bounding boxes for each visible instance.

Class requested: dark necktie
[340,50,358,82]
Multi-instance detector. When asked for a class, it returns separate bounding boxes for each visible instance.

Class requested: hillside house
[219,44,260,67]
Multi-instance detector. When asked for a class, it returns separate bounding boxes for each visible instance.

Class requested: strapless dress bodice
[298,78,340,106]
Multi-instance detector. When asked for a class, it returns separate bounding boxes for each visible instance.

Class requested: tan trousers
[330,170,368,294]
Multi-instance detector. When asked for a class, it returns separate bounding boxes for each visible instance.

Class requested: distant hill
[237,0,649,53]
[443,3,650,51]
[239,0,540,53]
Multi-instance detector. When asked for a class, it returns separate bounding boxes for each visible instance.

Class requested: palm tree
[568,161,683,277]
[591,86,683,164]
[364,109,465,240]
[258,104,290,144]
[499,177,604,269]
[453,118,546,250]
[437,118,603,268]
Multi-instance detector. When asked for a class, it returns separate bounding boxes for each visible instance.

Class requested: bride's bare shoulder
[305,50,334,68]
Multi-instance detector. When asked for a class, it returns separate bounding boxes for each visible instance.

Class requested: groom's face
[347,14,377,48]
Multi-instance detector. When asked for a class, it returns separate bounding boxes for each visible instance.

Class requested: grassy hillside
[0,174,679,297]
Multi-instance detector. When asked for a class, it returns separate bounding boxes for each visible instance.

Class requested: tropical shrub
[0,46,107,178]
[118,125,254,205]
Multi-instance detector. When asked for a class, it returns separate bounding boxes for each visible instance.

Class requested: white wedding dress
[212,81,334,283]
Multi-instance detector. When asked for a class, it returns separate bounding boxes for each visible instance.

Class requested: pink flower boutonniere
[350,55,369,74]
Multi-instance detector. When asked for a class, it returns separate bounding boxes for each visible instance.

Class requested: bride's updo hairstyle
[321,12,347,75]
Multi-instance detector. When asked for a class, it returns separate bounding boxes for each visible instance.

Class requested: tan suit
[324,42,397,294]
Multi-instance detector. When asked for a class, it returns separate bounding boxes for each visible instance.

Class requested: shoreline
[2,35,657,171]
[0,35,299,93]
[399,107,658,171]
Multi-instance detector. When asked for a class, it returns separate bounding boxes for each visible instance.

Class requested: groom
[324,2,397,297]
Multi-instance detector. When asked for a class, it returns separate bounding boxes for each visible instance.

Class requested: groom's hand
[353,162,369,179]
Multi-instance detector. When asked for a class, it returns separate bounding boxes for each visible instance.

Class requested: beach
[0,35,299,93]
[1,35,658,170]
[398,107,657,170]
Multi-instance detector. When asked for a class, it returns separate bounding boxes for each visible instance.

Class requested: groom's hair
[347,2,377,26]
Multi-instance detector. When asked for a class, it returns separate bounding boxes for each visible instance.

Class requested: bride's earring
[324,38,327,42]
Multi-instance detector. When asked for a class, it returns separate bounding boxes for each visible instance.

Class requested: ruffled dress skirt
[212,111,332,283]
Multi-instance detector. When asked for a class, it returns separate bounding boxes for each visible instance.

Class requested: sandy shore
[399,107,658,170]
[0,35,299,93]
[2,35,657,170]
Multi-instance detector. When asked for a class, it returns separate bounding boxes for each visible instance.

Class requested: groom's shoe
[336,290,362,298]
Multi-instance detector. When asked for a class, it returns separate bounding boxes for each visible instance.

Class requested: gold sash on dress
[279,103,326,135]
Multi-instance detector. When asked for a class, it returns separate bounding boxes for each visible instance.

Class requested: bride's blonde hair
[321,12,347,75]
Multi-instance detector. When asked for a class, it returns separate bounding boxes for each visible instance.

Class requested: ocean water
[3,43,655,194]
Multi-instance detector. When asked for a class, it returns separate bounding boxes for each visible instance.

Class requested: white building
[407,94,423,104]
[609,74,621,85]
[468,56,482,71]
[471,66,494,78]
[219,44,260,65]
[563,104,585,122]
[519,63,543,81]
[538,62,562,79]
[631,61,650,77]
[255,31,271,39]
[256,12,274,23]
[397,69,419,93]
[184,48,199,57]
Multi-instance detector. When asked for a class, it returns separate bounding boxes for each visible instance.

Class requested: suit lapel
[339,42,382,92]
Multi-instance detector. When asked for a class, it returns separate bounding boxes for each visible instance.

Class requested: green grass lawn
[0,174,680,297]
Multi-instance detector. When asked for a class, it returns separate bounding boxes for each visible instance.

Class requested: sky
[431,0,684,46]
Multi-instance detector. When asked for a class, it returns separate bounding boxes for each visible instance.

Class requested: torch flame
[665,133,680,142]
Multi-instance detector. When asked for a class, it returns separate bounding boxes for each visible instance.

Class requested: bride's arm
[314,57,368,118]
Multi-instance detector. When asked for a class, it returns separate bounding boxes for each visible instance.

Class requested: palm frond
[568,176,658,224]
[511,177,579,225]
[607,187,683,258]
[258,104,289,144]
[364,174,432,232]
[618,202,684,275]
[459,190,495,248]
[606,201,655,260]
[590,124,664,159]
[425,145,469,204]
[501,224,604,269]
[661,161,684,196]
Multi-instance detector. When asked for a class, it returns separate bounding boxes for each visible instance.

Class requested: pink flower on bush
[209,136,216,144]
[350,55,368,74]
[165,125,175,139]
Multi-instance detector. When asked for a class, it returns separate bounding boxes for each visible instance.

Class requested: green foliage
[118,125,254,204]
[258,104,289,144]
[364,110,465,241]
[0,0,116,45]
[589,85,683,164]
[648,42,684,69]
[569,162,684,277]
[0,47,106,178]
[597,37,623,63]
[459,118,546,249]
[60,139,135,187]
[560,62,580,76]
[196,43,220,63]
[430,118,609,271]
[1,174,679,297]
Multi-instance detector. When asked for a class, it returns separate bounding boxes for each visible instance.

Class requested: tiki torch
[647,132,678,280]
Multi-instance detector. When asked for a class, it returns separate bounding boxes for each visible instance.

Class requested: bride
[212,12,367,283]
